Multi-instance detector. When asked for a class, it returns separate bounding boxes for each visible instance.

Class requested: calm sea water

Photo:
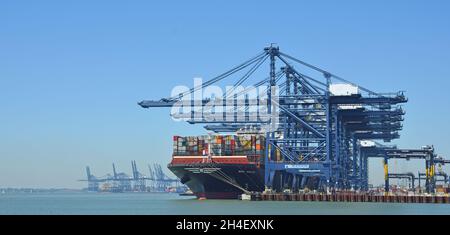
[1,191,450,215]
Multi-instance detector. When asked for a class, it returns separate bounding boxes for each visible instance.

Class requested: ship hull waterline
[168,163,265,199]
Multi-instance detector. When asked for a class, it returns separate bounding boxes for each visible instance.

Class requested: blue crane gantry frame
[139,46,414,192]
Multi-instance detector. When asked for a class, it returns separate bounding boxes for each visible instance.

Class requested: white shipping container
[360,140,376,147]
[338,104,363,110]
[329,83,359,96]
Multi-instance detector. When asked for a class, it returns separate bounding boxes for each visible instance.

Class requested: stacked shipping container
[173,134,265,157]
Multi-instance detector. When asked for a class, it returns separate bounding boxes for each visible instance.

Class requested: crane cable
[166,51,268,101]
[279,52,381,97]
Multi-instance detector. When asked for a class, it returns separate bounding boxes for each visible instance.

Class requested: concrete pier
[249,192,450,203]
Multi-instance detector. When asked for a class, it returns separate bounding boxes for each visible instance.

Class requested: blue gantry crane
[360,144,449,193]
[131,160,147,191]
[138,45,448,194]
[151,163,180,191]
[82,166,103,191]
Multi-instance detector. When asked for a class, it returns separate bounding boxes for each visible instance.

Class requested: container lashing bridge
[138,45,447,193]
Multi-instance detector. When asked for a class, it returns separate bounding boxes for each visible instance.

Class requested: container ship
[168,133,268,199]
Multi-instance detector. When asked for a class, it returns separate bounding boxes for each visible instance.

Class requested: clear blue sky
[1,0,450,188]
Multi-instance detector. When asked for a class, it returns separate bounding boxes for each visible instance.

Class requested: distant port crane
[80,162,181,192]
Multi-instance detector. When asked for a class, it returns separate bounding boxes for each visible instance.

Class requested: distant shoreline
[0,188,83,193]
